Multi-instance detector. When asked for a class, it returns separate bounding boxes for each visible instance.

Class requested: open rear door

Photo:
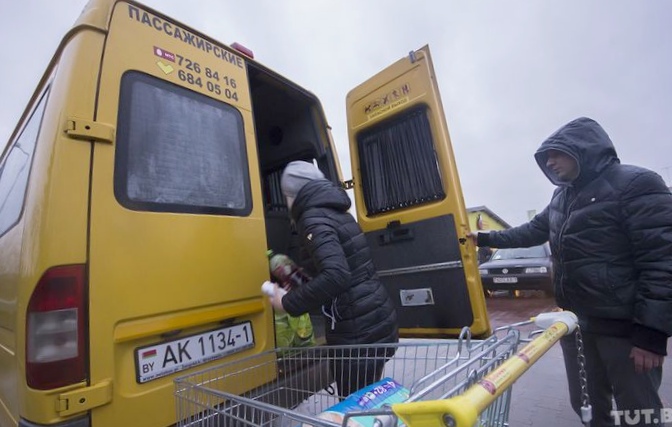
[346,45,490,338]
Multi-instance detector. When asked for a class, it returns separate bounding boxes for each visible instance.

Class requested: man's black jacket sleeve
[477,206,550,249]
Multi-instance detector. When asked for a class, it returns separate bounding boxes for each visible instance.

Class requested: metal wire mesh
[175,330,521,427]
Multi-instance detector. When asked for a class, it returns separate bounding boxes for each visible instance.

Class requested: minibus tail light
[231,42,254,59]
[26,265,87,389]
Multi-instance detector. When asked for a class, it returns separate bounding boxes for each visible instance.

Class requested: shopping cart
[174,311,578,427]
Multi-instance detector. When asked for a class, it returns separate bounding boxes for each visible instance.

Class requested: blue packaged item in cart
[310,377,409,427]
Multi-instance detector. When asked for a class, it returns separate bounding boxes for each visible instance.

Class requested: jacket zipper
[557,188,581,305]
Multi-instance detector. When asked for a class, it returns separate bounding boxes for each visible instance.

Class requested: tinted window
[115,72,251,215]
[357,106,445,215]
[0,91,48,236]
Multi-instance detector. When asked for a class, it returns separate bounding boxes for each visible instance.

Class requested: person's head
[545,149,579,183]
[535,117,619,186]
[280,160,326,209]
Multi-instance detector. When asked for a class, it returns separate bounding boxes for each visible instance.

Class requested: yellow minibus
[0,1,489,426]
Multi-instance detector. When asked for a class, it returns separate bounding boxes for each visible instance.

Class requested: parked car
[478,244,554,295]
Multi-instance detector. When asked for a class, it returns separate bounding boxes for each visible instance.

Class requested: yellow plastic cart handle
[392,312,577,427]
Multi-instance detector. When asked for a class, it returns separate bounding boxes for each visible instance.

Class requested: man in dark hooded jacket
[471,117,672,426]
[268,160,399,398]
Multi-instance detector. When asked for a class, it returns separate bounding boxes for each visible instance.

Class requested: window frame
[114,71,252,216]
[0,89,50,238]
[356,105,446,216]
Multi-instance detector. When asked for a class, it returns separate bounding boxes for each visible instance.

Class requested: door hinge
[64,117,115,144]
[57,380,112,416]
[341,179,354,190]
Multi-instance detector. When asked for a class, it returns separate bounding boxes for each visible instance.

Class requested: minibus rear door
[345,45,491,338]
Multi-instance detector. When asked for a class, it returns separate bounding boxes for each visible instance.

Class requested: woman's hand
[269,282,287,312]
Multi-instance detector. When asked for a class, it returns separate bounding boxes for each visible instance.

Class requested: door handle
[379,221,414,245]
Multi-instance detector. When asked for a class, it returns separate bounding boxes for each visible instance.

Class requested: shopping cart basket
[174,311,578,427]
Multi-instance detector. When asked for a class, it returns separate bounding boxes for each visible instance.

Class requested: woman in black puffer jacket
[268,160,398,398]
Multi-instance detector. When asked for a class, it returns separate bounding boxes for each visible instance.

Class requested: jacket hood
[534,117,619,186]
[291,179,351,218]
[281,160,326,200]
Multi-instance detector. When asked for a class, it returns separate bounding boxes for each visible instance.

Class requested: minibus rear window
[115,71,251,216]
[357,106,445,215]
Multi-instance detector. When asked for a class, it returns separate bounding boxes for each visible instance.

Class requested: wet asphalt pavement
[485,290,559,330]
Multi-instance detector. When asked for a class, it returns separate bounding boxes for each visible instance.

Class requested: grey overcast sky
[2,1,671,226]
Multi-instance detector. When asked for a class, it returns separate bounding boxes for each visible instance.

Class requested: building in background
[467,206,511,232]
[467,206,512,264]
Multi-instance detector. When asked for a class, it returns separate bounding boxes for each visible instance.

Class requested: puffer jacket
[281,179,399,346]
[479,117,672,354]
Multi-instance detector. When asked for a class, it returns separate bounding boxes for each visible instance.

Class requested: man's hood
[534,117,619,186]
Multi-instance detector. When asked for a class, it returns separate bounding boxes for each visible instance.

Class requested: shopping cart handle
[392,397,477,427]
[532,311,578,334]
[393,314,577,427]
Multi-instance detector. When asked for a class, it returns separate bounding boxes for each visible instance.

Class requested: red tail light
[26,265,87,389]
[231,42,254,59]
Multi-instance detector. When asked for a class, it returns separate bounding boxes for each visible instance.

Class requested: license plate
[135,321,254,383]
[493,277,518,284]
